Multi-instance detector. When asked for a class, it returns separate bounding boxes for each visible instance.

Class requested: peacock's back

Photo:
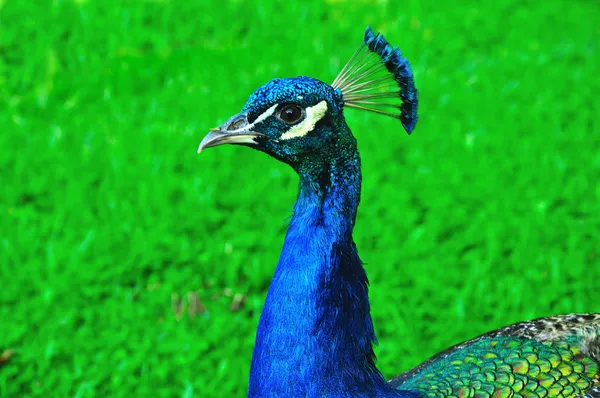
[391,314,600,397]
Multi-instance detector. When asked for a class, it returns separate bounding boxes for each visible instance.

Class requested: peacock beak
[198,112,264,153]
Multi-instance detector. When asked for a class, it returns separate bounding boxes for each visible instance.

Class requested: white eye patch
[279,100,328,141]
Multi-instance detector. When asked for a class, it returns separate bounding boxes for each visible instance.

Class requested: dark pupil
[282,106,301,123]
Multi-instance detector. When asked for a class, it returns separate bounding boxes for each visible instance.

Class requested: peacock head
[198,27,419,170]
[199,77,346,167]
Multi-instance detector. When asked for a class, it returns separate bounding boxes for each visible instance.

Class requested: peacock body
[199,27,600,398]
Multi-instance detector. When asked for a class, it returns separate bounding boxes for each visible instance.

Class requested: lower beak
[197,112,263,153]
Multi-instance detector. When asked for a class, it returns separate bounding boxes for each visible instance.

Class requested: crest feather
[332,26,419,134]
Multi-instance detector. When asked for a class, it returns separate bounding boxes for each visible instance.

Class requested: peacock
[198,27,600,398]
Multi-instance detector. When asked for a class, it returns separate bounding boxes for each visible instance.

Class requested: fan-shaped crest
[332,26,419,134]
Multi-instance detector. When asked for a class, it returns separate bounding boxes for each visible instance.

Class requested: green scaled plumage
[400,337,598,397]
[391,314,600,397]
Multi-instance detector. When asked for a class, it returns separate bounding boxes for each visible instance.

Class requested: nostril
[227,118,247,131]
[223,113,250,131]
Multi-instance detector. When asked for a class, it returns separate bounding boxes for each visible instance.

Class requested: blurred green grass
[1,0,599,396]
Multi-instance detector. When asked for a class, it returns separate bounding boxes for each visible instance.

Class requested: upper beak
[198,112,263,153]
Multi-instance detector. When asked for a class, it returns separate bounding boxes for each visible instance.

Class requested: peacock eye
[277,105,304,125]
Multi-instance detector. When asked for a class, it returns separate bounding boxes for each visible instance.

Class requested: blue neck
[248,151,415,397]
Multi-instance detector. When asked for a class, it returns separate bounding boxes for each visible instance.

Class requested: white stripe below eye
[280,100,328,141]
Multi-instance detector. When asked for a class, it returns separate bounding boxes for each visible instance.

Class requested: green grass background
[1,0,599,396]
